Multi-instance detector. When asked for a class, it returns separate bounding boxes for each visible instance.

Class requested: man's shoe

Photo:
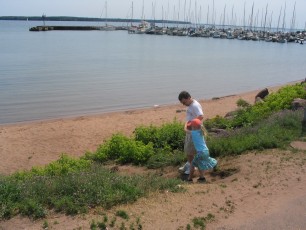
[178,162,190,173]
[184,168,190,175]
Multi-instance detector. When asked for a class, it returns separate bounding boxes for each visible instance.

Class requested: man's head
[178,91,193,106]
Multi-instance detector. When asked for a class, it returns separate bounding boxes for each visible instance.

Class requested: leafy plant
[12,154,91,180]
[93,134,155,164]
[134,120,185,151]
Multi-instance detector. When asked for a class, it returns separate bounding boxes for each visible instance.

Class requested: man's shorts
[184,133,196,157]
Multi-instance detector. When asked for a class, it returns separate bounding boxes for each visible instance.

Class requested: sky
[1,0,306,29]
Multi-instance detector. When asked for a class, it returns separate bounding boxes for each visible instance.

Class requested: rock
[291,98,306,110]
[255,88,269,100]
[210,128,229,136]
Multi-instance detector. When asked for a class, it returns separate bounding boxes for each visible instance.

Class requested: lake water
[0,20,305,124]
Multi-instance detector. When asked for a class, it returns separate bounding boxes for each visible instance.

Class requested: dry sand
[1,83,305,230]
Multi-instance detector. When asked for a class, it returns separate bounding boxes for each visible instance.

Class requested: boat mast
[263,4,268,32]
[222,4,226,29]
[212,0,215,27]
[277,6,282,32]
[207,5,209,26]
[249,2,254,31]
[105,1,108,27]
[141,0,145,20]
[290,1,296,32]
[269,11,273,32]
[184,0,187,23]
[282,2,286,32]
[231,5,234,27]
[243,1,246,30]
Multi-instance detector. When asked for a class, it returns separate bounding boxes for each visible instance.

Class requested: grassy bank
[0,82,305,220]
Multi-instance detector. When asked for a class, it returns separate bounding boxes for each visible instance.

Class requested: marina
[29,22,305,44]
[1,20,305,124]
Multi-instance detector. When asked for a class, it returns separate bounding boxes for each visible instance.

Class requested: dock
[29,25,127,31]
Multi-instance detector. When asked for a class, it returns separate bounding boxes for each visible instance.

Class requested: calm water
[0,20,305,124]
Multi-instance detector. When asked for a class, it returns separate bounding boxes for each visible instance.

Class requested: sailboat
[100,1,116,31]
[128,1,151,34]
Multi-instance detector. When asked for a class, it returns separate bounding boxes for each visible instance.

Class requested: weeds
[208,110,303,157]
[116,210,129,220]
[191,213,215,230]
[0,165,182,219]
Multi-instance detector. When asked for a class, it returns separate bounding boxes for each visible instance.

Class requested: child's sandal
[197,177,206,183]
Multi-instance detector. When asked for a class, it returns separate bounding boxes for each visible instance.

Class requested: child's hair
[189,118,208,138]
[201,125,208,138]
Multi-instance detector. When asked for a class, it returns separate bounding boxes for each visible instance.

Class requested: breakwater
[29,25,127,31]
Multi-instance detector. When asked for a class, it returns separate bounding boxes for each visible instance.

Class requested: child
[185,118,217,183]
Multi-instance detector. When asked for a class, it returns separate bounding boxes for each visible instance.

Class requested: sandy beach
[1,82,305,230]
[0,86,275,175]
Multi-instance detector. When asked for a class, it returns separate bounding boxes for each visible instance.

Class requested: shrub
[134,120,185,151]
[94,134,155,164]
[12,154,91,180]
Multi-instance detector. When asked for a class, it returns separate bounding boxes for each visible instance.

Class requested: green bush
[93,134,155,164]
[134,120,185,151]
[204,115,230,130]
[12,154,92,180]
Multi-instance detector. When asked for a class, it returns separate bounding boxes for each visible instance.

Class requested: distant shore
[0,16,188,24]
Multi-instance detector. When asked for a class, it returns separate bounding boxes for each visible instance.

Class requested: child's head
[187,118,202,130]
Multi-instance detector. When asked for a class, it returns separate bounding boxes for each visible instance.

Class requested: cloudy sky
[1,0,305,29]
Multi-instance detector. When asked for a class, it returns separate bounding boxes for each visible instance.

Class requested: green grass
[208,110,303,157]
[0,164,183,219]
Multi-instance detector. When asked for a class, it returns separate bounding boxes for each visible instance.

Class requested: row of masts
[123,1,304,32]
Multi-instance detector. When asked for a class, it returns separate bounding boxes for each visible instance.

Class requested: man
[178,91,204,175]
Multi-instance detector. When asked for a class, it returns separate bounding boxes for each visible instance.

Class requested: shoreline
[1,79,302,128]
[0,80,302,175]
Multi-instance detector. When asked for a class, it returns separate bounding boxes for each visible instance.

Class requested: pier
[29,25,127,31]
